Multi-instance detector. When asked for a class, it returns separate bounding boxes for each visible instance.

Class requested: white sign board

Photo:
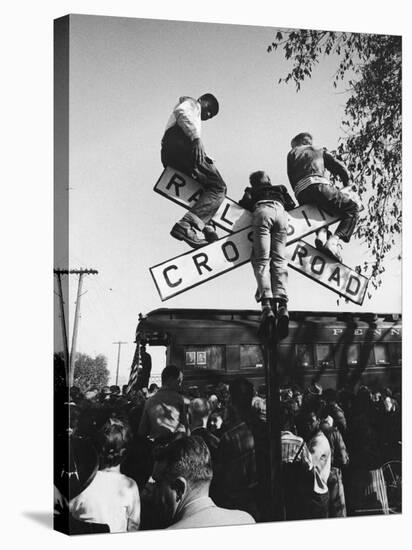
[286,241,369,305]
[154,167,339,239]
[150,226,368,305]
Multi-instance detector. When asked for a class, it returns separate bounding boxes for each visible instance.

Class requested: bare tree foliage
[268,30,401,295]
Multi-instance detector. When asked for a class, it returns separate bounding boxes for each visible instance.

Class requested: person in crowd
[208,393,219,412]
[238,170,296,336]
[320,414,349,517]
[69,419,140,532]
[208,410,224,437]
[301,409,331,518]
[378,391,401,462]
[211,377,259,519]
[280,405,313,520]
[146,435,255,529]
[99,386,112,403]
[138,365,188,442]
[54,436,110,534]
[148,382,159,397]
[287,132,359,262]
[189,397,220,462]
[252,384,267,422]
[322,388,347,435]
[161,93,227,248]
[345,387,389,515]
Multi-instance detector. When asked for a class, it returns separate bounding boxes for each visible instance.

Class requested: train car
[131,308,402,392]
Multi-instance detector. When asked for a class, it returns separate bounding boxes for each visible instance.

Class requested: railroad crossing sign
[151,167,369,305]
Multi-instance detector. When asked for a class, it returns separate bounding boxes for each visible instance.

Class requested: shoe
[275,301,289,339]
[170,221,208,248]
[258,307,275,341]
[314,228,332,251]
[323,236,343,263]
[203,225,219,243]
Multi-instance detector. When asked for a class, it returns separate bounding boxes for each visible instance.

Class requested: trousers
[251,202,288,302]
[298,183,359,243]
[161,125,226,227]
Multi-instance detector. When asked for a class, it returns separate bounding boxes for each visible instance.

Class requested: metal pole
[263,318,284,520]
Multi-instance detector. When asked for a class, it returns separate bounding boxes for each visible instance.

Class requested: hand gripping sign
[150,167,369,305]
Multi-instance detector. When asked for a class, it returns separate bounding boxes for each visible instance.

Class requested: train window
[388,342,402,365]
[374,343,389,364]
[296,344,314,368]
[316,344,335,368]
[347,344,360,365]
[184,346,225,370]
[240,345,264,368]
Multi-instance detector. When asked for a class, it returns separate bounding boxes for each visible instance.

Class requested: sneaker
[203,225,219,243]
[323,236,343,263]
[275,301,289,339]
[170,221,208,248]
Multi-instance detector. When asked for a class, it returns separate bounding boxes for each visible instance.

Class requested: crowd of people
[54,365,401,534]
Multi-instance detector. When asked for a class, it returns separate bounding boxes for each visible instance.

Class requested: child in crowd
[69,419,140,532]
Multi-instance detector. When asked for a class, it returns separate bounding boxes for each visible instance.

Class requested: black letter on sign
[291,243,308,266]
[193,253,213,276]
[220,203,234,226]
[163,265,182,288]
[222,241,239,262]
[346,275,361,296]
[188,189,203,203]
[301,210,311,227]
[166,174,186,197]
[247,230,254,242]
[287,224,295,237]
[311,255,325,275]
[328,267,341,286]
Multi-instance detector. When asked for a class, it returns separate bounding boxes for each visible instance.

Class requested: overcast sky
[54,15,401,384]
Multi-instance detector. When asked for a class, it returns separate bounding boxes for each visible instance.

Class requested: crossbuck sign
[150,167,369,305]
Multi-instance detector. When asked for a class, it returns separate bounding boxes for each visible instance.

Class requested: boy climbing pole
[161,94,227,248]
[239,171,296,339]
[287,133,359,263]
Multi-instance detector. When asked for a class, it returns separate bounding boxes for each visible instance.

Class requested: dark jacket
[287,145,349,190]
[238,184,296,212]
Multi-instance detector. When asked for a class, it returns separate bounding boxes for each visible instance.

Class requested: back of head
[93,418,130,469]
[291,132,313,148]
[154,435,213,487]
[229,376,254,411]
[189,398,210,423]
[161,364,182,387]
[249,170,269,188]
[199,92,219,116]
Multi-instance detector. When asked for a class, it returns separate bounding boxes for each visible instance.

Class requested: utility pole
[54,270,70,384]
[113,341,128,386]
[54,268,98,387]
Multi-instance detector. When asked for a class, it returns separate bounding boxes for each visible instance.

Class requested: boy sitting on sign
[287,132,359,263]
[161,94,227,248]
[238,171,296,338]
